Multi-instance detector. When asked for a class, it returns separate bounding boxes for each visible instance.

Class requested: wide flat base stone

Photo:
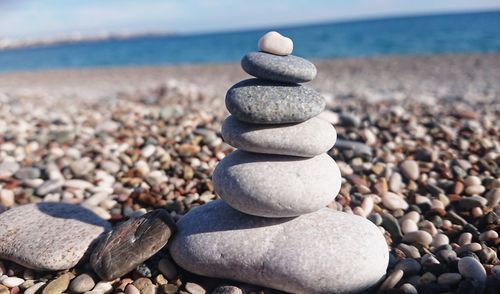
[170,200,389,294]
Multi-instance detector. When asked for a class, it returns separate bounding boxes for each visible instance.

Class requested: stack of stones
[170,32,389,293]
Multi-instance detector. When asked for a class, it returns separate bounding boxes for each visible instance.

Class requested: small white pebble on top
[258,31,293,56]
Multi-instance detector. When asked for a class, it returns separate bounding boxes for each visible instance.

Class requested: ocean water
[1,11,499,72]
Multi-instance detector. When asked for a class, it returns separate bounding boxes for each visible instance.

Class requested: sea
[0,11,499,73]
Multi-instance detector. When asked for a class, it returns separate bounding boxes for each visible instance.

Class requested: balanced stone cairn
[171,31,389,293]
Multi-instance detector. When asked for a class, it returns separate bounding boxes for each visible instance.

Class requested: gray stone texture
[212,150,341,217]
[221,116,336,157]
[225,79,325,124]
[170,200,389,294]
[241,52,316,83]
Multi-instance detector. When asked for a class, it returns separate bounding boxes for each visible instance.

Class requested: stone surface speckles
[212,150,341,217]
[241,52,316,83]
[221,116,336,157]
[170,200,389,294]
[225,79,325,124]
[0,203,110,270]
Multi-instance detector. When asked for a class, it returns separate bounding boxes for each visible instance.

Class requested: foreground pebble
[170,200,388,293]
[91,209,176,280]
[0,203,110,270]
[69,273,95,293]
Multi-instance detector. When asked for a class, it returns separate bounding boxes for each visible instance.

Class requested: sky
[1,0,500,40]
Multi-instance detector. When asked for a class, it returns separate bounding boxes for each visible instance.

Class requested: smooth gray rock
[14,167,41,180]
[241,52,317,83]
[213,150,341,217]
[0,203,110,270]
[225,79,325,124]
[221,116,336,157]
[335,139,373,157]
[170,200,388,294]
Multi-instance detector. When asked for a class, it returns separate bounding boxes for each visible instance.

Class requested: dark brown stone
[90,209,176,281]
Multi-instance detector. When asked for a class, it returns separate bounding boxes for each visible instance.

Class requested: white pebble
[431,233,449,248]
[479,230,498,241]
[1,276,24,287]
[258,31,293,56]
[382,192,409,210]
[92,281,113,293]
[458,232,472,246]
[402,230,433,246]
[361,196,374,215]
[141,145,156,158]
[401,219,418,234]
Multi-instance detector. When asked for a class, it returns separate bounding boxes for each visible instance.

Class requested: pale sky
[1,0,500,40]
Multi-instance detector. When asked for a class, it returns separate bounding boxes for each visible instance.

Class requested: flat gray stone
[241,52,316,83]
[0,203,110,270]
[90,209,176,281]
[225,79,325,124]
[335,139,373,157]
[170,200,388,294]
[213,150,341,217]
[221,116,336,157]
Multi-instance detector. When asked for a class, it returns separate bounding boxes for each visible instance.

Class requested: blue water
[1,11,499,72]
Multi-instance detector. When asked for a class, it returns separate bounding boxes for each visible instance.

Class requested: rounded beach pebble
[170,200,389,294]
[212,150,341,217]
[90,209,176,280]
[242,52,317,83]
[221,116,336,157]
[225,78,325,124]
[258,31,293,56]
[0,203,110,270]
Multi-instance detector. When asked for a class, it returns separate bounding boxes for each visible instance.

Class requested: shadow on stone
[177,200,295,234]
[36,202,110,228]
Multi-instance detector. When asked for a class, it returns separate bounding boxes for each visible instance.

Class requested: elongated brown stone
[90,209,175,281]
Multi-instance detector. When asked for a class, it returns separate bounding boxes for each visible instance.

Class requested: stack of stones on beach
[170,32,389,293]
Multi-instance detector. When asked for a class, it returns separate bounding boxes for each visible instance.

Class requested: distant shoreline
[0,31,176,51]
[1,53,498,104]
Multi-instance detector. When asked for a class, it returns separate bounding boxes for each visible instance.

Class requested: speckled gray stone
[225,79,325,124]
[212,150,341,217]
[221,116,336,157]
[90,209,176,281]
[170,200,388,294]
[0,203,110,270]
[241,52,316,83]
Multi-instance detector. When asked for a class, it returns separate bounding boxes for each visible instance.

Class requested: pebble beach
[0,53,499,293]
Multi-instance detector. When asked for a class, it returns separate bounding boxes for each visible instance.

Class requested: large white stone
[258,31,293,56]
[170,200,389,294]
[222,116,336,157]
[213,150,341,217]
